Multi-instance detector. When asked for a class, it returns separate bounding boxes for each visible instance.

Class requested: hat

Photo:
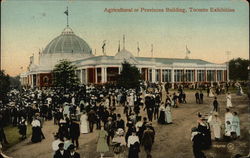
[58,143,64,148]
[116,128,124,136]
[67,144,75,150]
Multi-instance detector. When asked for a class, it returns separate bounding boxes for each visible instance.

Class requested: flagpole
[137,42,139,57]
[123,35,125,49]
[67,6,69,27]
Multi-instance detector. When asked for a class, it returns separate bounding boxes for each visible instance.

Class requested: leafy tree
[52,60,79,89]
[229,58,249,81]
[9,75,21,89]
[0,70,10,104]
[117,61,141,89]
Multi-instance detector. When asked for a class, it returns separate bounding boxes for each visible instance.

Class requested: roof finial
[123,34,125,49]
[64,6,69,27]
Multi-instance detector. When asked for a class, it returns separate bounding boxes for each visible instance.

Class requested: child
[224,121,232,141]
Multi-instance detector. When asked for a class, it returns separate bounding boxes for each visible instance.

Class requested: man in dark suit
[69,117,80,149]
[54,143,68,158]
[195,91,200,104]
[68,144,80,158]
[87,108,96,133]
[116,114,125,130]
[199,91,204,104]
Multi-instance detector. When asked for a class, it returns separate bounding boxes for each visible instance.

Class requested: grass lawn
[4,125,32,148]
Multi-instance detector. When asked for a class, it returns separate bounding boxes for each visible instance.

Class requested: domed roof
[43,27,92,55]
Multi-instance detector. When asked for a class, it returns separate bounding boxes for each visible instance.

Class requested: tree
[9,75,21,89]
[0,70,10,104]
[52,60,79,89]
[229,58,249,81]
[117,61,141,89]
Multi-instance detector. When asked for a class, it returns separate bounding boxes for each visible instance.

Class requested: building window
[156,69,160,82]
[174,70,183,82]
[186,70,194,82]
[76,70,81,81]
[149,69,152,82]
[217,70,223,82]
[82,69,86,84]
[197,70,205,82]
[207,70,215,82]
[162,69,171,82]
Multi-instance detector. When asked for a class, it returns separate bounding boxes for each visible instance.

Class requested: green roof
[72,56,214,65]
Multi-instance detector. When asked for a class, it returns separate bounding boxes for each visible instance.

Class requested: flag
[102,40,106,55]
[64,9,68,16]
[102,40,106,49]
[151,44,153,53]
[186,45,191,54]
[137,47,140,53]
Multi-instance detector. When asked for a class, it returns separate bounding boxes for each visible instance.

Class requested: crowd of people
[0,81,247,158]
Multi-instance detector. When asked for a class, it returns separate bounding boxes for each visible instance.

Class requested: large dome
[43,27,92,55]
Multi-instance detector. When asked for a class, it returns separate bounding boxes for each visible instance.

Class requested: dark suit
[68,152,80,158]
[54,150,68,158]
[69,121,80,148]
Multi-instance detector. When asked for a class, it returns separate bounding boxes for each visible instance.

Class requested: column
[95,68,98,83]
[195,69,198,82]
[80,69,83,84]
[152,69,156,83]
[139,68,142,73]
[221,70,225,82]
[171,68,175,89]
[118,67,121,74]
[204,69,207,82]
[215,70,217,82]
[183,69,186,82]
[104,67,107,82]
[31,75,34,88]
[160,69,162,83]
[86,69,88,84]
[227,63,229,82]
[101,67,105,83]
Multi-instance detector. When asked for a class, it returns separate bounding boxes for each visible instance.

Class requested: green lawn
[4,125,32,148]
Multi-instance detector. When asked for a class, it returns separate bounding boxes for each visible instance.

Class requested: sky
[1,0,249,76]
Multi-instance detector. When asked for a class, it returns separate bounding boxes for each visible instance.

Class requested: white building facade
[20,26,228,88]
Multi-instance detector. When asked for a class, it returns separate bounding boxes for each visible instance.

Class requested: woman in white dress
[231,112,240,138]
[165,102,172,124]
[226,93,233,108]
[80,112,89,134]
[208,113,222,141]
[208,87,215,98]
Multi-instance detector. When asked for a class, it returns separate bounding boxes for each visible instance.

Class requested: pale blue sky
[1,0,249,76]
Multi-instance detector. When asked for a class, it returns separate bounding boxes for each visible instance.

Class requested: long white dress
[209,88,215,97]
[165,106,172,123]
[210,117,222,139]
[226,94,233,108]
[232,116,240,137]
[80,114,89,134]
